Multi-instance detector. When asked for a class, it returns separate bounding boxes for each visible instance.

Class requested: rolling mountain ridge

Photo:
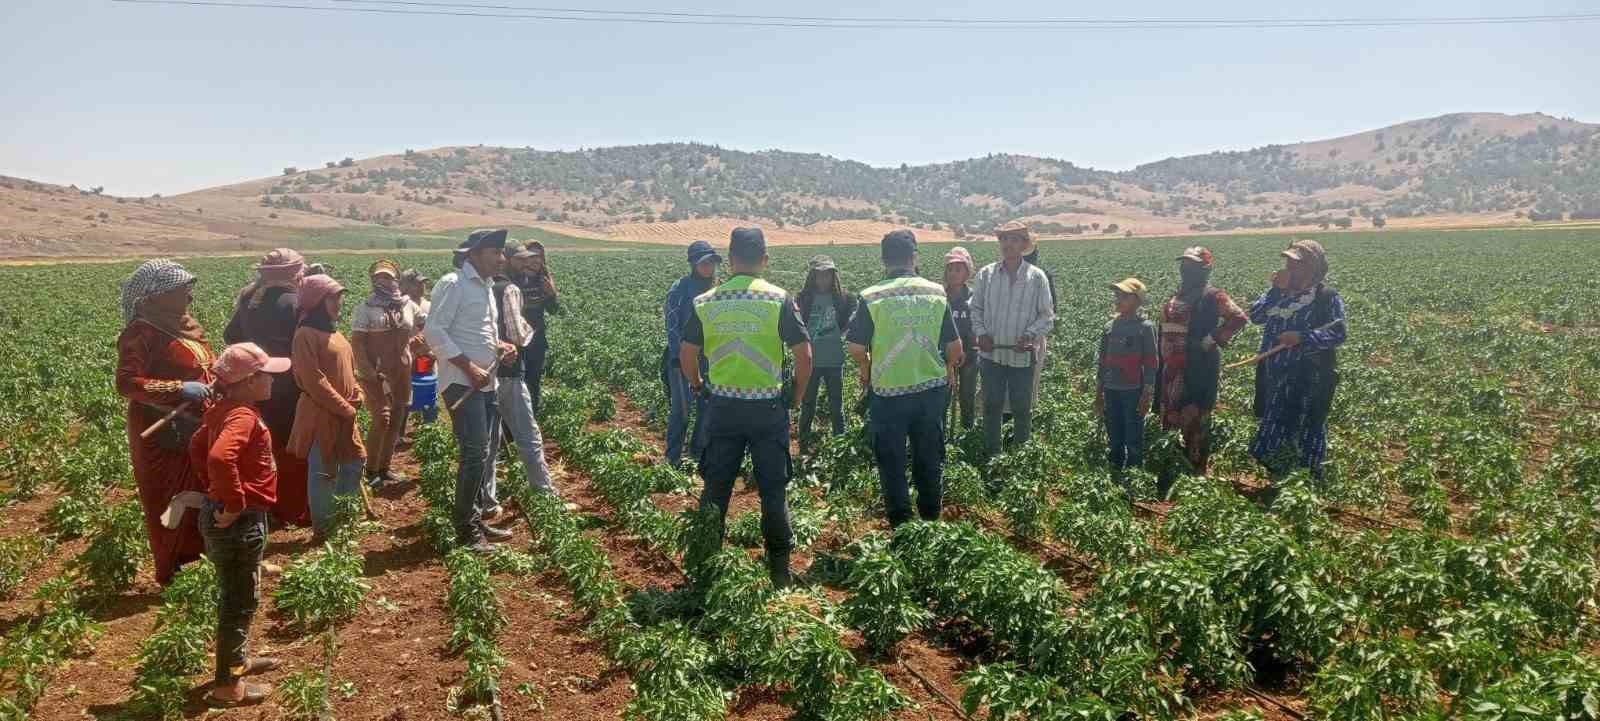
[2,112,1595,257]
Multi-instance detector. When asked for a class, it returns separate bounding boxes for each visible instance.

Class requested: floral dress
[116,320,214,586]
[1247,285,1348,477]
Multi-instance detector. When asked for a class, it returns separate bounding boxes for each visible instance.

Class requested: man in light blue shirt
[425,229,517,552]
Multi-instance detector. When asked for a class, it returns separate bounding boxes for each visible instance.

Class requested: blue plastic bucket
[410,371,437,411]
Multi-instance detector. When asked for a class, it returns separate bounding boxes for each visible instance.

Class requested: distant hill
[2,111,1596,257]
[1123,112,1600,230]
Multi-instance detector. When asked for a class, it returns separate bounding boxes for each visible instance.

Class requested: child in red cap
[190,342,289,707]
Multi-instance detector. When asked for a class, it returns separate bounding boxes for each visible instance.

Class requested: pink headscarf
[239,247,307,309]
[296,274,345,321]
[258,248,306,278]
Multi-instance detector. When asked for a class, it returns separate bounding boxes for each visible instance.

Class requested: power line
[327,0,1600,27]
[108,0,1600,31]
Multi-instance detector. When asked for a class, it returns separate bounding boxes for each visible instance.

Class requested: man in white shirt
[424,229,517,552]
[971,221,1056,456]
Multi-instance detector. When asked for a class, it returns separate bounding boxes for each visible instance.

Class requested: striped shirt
[1096,314,1158,391]
[970,259,1056,368]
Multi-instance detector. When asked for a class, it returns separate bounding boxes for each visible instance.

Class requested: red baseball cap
[213,342,291,385]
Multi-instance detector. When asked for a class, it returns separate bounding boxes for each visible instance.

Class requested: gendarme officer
[847,230,963,527]
[678,227,812,586]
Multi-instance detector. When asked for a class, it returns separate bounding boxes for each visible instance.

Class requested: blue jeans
[1104,388,1144,472]
[869,386,947,526]
[306,440,364,536]
[443,384,501,544]
[798,366,845,451]
[698,397,793,554]
[666,361,709,469]
[493,378,557,496]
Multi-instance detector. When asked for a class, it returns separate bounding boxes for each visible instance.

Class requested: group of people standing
[1093,239,1346,493]
[110,221,1345,701]
[112,233,565,705]
[664,224,1345,585]
[427,229,566,553]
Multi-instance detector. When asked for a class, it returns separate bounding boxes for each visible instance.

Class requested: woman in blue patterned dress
[1247,239,1347,482]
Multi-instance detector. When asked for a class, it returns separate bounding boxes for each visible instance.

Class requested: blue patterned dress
[1247,285,1347,477]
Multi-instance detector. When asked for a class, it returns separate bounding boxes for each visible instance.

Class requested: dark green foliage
[75,499,147,598]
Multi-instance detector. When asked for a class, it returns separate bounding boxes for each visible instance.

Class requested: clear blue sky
[2,0,1595,197]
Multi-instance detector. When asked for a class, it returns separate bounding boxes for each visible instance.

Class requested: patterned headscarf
[1284,239,1330,289]
[239,248,306,309]
[366,259,405,309]
[121,259,205,341]
[121,259,195,323]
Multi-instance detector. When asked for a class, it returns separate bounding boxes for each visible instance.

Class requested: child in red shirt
[190,342,289,707]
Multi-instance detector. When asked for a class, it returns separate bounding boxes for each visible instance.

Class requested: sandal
[206,682,270,708]
[244,656,283,675]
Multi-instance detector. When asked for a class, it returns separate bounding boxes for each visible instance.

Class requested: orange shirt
[191,400,279,513]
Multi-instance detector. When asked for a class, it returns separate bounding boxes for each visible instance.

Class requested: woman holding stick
[1247,239,1347,486]
[116,259,214,587]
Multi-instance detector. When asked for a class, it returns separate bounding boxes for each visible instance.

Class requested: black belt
[204,499,270,515]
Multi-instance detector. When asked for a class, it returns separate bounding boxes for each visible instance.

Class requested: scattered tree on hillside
[339,157,356,168]
[1372,215,1387,229]
[283,167,298,176]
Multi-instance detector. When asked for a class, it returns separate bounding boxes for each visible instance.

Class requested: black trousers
[869,386,948,526]
[697,396,793,554]
[798,366,845,451]
[523,335,549,416]
[201,504,267,685]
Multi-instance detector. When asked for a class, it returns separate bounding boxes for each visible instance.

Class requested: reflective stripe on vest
[694,275,786,399]
[862,276,949,397]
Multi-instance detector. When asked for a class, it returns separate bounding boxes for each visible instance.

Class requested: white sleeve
[423,276,463,360]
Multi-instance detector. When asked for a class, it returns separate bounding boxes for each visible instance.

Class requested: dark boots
[766,548,793,589]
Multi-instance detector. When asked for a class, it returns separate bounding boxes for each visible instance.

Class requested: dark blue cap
[463,228,508,251]
[729,227,766,263]
[881,229,917,259]
[687,239,722,265]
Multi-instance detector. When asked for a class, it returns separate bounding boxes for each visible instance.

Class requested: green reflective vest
[693,275,786,400]
[861,275,949,396]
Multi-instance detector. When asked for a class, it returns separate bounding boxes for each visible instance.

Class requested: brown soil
[12,455,639,721]
[5,377,1360,721]
[589,390,972,720]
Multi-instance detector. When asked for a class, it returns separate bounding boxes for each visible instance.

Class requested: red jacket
[189,400,279,513]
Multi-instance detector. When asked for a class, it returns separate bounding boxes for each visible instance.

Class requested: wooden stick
[357,473,380,521]
[447,358,500,411]
[1225,343,1290,370]
[899,660,972,721]
[1244,685,1307,721]
[139,401,193,440]
[1225,318,1346,370]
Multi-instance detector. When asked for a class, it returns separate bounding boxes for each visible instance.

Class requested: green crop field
[1,226,1598,720]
